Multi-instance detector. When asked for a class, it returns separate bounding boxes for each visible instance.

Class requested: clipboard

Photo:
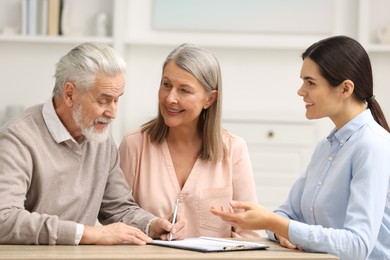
[150,236,269,253]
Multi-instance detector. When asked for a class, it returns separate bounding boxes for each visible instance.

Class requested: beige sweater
[0,101,155,245]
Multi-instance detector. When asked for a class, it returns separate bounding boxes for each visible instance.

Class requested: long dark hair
[302,35,389,132]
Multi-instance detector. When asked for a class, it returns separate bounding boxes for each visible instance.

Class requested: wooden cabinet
[223,120,316,211]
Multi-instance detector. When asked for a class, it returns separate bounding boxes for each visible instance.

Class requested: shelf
[0,34,113,44]
[357,0,390,51]
[1,0,389,53]
[0,0,114,45]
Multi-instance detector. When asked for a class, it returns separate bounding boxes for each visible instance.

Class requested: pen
[168,198,179,241]
[223,245,255,251]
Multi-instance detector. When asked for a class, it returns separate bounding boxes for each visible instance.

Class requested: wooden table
[0,238,338,260]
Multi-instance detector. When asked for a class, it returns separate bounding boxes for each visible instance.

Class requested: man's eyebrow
[99,92,124,98]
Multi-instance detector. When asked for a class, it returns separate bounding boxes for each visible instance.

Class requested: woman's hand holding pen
[148,209,186,240]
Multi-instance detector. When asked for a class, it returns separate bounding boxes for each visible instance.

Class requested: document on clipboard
[150,236,269,253]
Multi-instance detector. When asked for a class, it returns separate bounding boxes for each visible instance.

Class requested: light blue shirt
[267,109,390,260]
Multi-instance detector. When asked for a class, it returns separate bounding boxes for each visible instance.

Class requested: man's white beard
[72,104,111,143]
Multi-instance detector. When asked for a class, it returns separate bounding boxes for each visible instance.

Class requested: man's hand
[80,222,152,245]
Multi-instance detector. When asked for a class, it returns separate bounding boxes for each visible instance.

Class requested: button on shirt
[267,109,390,260]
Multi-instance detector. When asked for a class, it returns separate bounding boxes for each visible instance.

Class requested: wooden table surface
[0,237,339,260]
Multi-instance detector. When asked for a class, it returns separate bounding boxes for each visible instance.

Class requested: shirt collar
[327,109,374,144]
[42,98,74,143]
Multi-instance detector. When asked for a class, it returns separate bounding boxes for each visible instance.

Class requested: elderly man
[0,42,185,245]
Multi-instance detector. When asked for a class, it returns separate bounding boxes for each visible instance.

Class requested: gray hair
[52,42,126,97]
[143,43,225,161]
[163,43,221,94]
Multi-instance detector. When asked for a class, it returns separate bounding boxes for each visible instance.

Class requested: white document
[150,237,269,253]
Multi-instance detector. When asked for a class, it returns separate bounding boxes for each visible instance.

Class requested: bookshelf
[0,0,114,43]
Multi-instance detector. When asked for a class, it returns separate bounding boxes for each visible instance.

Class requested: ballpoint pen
[168,198,179,241]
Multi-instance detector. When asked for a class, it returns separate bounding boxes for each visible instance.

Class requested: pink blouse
[119,129,261,238]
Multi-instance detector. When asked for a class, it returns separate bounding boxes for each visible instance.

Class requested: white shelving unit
[1,0,389,51]
[0,0,114,42]
[358,0,390,52]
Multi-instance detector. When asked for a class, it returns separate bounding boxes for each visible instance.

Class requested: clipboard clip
[223,245,255,251]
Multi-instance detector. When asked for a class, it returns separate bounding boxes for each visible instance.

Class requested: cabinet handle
[267,130,274,139]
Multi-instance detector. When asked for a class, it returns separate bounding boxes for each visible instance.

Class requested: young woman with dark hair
[211,36,390,260]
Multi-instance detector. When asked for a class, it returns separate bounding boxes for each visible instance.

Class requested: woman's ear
[340,80,354,98]
[204,90,217,109]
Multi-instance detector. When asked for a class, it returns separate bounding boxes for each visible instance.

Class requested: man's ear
[63,82,77,107]
[203,90,217,109]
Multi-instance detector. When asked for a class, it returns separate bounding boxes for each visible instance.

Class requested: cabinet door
[223,121,315,211]
[249,147,311,210]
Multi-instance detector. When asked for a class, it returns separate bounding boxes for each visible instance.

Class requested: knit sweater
[0,100,155,244]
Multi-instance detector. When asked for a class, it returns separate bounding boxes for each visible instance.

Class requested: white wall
[121,45,308,130]
[0,42,72,123]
